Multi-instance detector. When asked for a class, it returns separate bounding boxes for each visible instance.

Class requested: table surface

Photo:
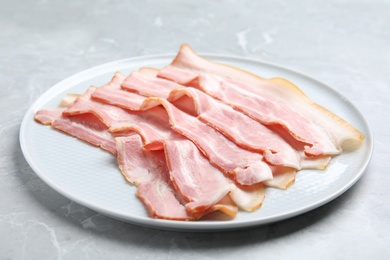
[1,0,389,259]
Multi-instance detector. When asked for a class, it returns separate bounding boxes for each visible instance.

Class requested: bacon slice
[141,98,273,186]
[158,66,337,156]
[119,72,333,187]
[37,91,244,218]
[198,76,340,156]
[91,84,267,208]
[117,134,238,220]
[116,135,194,220]
[65,87,176,145]
[91,80,274,185]
[171,87,301,167]
[172,88,333,169]
[35,108,64,125]
[159,97,294,189]
[35,106,238,219]
[158,44,364,156]
[92,72,148,109]
[36,104,194,220]
[35,108,117,154]
[64,86,265,215]
[122,71,181,99]
[122,76,302,169]
[138,67,160,77]
[163,139,237,217]
[129,69,331,169]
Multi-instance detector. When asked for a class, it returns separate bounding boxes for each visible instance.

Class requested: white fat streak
[228,183,263,211]
[123,166,152,184]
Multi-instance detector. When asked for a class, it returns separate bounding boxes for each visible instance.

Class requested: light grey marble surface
[1,0,389,259]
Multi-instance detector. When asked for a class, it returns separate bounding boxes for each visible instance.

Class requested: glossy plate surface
[20,54,373,231]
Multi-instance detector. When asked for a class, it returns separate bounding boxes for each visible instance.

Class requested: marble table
[1,0,389,259]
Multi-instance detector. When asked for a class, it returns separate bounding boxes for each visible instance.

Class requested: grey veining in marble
[1,0,389,259]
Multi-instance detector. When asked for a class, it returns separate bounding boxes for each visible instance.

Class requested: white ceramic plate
[20,54,373,232]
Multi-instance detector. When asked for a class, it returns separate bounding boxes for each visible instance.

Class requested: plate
[20,54,373,232]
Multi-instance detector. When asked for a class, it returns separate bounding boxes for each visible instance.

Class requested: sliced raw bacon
[158,44,364,157]
[163,139,237,217]
[36,106,232,219]
[35,108,64,125]
[137,69,330,167]
[138,67,160,77]
[33,44,365,221]
[170,87,301,167]
[200,75,340,156]
[158,66,338,156]
[119,72,333,187]
[120,75,303,169]
[116,135,194,220]
[117,134,239,220]
[122,71,182,99]
[64,86,180,145]
[77,85,268,205]
[140,98,273,186]
[169,87,332,170]
[35,108,117,155]
[63,86,265,215]
[91,82,274,185]
[37,93,245,219]
[92,72,148,110]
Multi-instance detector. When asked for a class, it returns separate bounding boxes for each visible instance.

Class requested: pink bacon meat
[91,73,274,185]
[116,134,195,220]
[62,84,265,216]
[146,98,273,185]
[36,111,195,220]
[93,84,274,186]
[158,44,364,157]
[92,78,295,188]
[122,71,331,170]
[33,44,365,221]
[35,108,117,155]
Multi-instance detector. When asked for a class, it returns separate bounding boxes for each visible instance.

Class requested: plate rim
[19,53,374,232]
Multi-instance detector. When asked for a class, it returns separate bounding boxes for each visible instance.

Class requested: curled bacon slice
[116,135,194,220]
[158,44,364,157]
[87,75,274,186]
[55,85,266,216]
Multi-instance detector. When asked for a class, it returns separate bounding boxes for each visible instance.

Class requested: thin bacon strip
[34,100,189,219]
[116,135,194,220]
[139,98,273,186]
[35,108,63,125]
[92,72,148,109]
[201,76,340,156]
[163,139,237,217]
[91,81,273,186]
[170,87,332,170]
[35,108,117,155]
[158,44,364,156]
[119,72,332,188]
[132,68,331,170]
[159,66,338,156]
[65,87,262,215]
[117,134,238,220]
[36,91,243,218]
[121,75,301,169]
[122,71,181,99]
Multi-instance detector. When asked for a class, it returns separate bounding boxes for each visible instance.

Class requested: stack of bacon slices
[35,44,364,221]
